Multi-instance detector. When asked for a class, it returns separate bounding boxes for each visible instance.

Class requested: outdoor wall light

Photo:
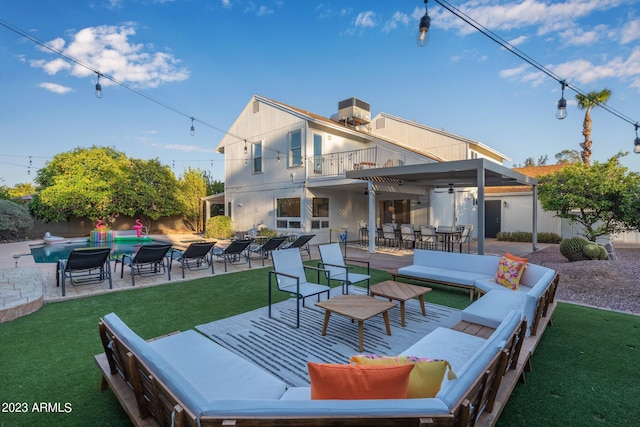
[95,72,103,98]
[417,0,431,47]
[556,80,567,120]
[634,124,640,154]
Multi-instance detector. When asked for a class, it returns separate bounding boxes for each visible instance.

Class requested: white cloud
[38,82,73,94]
[29,25,189,89]
[162,144,216,153]
[432,0,624,36]
[221,0,232,8]
[382,12,410,33]
[560,25,608,46]
[508,35,528,46]
[355,11,376,28]
[620,18,640,44]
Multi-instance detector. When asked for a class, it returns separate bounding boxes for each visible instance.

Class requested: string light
[634,124,640,154]
[190,117,195,136]
[424,0,639,148]
[556,81,567,120]
[95,72,102,98]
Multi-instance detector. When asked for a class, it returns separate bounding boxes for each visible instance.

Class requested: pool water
[30,240,168,263]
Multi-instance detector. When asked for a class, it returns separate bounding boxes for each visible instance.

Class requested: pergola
[345,158,538,255]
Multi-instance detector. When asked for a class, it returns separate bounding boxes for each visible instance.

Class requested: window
[289,130,302,167]
[312,198,329,217]
[253,142,262,173]
[277,197,301,229]
[313,134,322,174]
[311,198,329,229]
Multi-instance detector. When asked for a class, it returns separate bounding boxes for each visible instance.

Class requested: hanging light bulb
[243,140,248,155]
[190,117,195,136]
[417,0,431,47]
[95,72,103,98]
[556,80,567,120]
[634,124,640,154]
[276,150,281,163]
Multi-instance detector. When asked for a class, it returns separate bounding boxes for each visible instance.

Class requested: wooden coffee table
[369,280,432,327]
[316,295,396,352]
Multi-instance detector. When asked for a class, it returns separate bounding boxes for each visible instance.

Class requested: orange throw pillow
[308,362,413,400]
[504,252,528,263]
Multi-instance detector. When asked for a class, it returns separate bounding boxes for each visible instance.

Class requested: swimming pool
[30,239,170,263]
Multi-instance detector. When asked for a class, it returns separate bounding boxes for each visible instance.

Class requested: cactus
[597,245,609,260]
[559,237,589,262]
[582,243,601,260]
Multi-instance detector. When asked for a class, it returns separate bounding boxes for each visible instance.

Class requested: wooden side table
[369,280,432,327]
[316,295,396,352]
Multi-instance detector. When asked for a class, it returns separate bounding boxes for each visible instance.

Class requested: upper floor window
[313,133,323,174]
[289,130,302,167]
[253,142,262,173]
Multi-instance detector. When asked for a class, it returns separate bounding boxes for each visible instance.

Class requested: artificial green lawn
[0,264,638,426]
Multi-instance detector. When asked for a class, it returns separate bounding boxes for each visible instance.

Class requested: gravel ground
[523,244,640,315]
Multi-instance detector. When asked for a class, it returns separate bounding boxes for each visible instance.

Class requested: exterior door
[485,200,502,238]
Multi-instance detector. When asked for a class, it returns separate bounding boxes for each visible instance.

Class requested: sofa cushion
[102,313,211,416]
[494,256,528,290]
[149,330,287,400]
[397,265,493,287]
[307,362,413,400]
[412,250,501,276]
[461,291,525,329]
[350,355,456,398]
[436,310,521,410]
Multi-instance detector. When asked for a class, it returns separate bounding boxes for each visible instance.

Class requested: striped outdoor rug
[196,289,461,387]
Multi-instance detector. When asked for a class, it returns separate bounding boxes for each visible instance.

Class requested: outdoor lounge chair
[269,248,331,328]
[170,241,216,278]
[400,224,416,249]
[116,243,172,286]
[452,225,473,253]
[280,234,315,258]
[249,236,286,266]
[212,239,252,272]
[318,243,371,295]
[418,225,438,250]
[56,247,112,297]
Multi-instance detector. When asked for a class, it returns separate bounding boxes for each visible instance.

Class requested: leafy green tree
[538,153,640,241]
[555,149,581,164]
[30,146,130,222]
[116,158,182,226]
[177,167,207,231]
[576,88,612,165]
[30,147,182,226]
[9,183,36,198]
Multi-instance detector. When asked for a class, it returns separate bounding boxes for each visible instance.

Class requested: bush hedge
[0,199,34,241]
[205,215,234,239]
[496,231,562,244]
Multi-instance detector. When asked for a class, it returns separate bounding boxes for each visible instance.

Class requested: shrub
[256,226,277,238]
[0,199,34,241]
[205,216,234,239]
[495,231,562,244]
[559,237,589,262]
[582,243,601,260]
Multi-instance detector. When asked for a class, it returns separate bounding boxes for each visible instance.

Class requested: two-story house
[214,95,513,245]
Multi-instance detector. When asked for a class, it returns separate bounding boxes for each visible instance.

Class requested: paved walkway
[0,234,546,323]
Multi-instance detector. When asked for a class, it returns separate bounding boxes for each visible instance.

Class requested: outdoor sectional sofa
[394,250,559,336]
[96,300,529,427]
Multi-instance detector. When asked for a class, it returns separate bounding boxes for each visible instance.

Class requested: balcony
[308,146,425,178]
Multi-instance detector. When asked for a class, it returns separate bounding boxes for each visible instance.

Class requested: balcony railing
[307,146,422,178]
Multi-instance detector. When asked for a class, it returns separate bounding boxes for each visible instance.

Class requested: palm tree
[575,88,612,165]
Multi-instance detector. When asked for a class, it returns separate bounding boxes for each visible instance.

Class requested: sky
[1,0,639,188]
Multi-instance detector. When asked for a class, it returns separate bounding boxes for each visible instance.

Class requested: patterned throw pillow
[495,255,528,290]
[349,355,457,398]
